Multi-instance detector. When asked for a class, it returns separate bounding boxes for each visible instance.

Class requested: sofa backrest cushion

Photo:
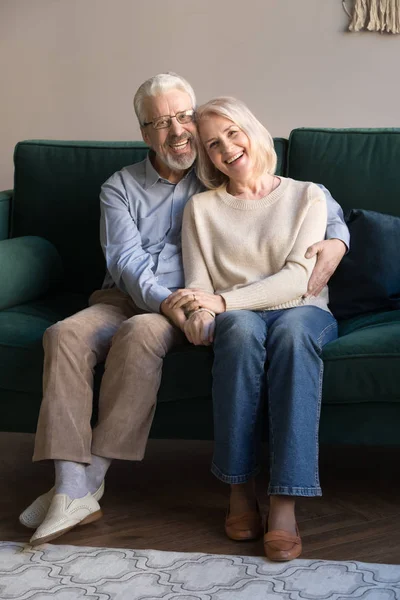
[0,190,11,241]
[286,128,400,217]
[328,209,400,319]
[12,138,288,296]
[12,141,148,295]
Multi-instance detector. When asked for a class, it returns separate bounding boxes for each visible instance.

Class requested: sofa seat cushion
[0,291,214,402]
[92,344,213,408]
[0,291,214,434]
[322,309,400,405]
[0,293,88,395]
[159,345,213,402]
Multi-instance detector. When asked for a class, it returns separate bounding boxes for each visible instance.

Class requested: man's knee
[112,313,177,353]
[44,315,109,359]
[44,320,81,350]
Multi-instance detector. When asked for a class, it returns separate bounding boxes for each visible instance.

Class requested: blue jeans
[211,306,337,497]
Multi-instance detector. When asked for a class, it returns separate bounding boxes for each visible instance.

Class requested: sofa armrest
[0,236,63,310]
[0,189,12,241]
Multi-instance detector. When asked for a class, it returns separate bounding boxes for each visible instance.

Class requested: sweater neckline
[218,176,289,210]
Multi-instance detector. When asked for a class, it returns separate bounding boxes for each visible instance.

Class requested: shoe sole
[264,550,302,561]
[30,509,103,546]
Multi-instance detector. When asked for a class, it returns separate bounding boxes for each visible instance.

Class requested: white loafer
[20,480,104,529]
[30,492,102,546]
[19,488,54,530]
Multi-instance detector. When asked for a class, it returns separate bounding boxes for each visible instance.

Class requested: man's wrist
[189,307,216,319]
[160,295,173,315]
[326,231,350,253]
[328,238,348,253]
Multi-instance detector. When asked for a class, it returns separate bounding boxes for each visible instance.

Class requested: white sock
[54,460,88,499]
[85,455,111,494]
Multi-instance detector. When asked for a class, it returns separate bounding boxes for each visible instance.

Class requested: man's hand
[164,288,226,314]
[184,311,215,346]
[305,239,347,297]
[160,299,187,330]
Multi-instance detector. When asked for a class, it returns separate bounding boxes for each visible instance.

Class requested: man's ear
[141,127,150,146]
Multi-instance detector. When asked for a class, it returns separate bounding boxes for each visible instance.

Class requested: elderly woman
[165,97,338,561]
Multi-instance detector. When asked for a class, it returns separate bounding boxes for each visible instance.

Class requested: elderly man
[19,73,349,546]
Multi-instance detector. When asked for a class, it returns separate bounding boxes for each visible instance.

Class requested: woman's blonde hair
[195,97,277,190]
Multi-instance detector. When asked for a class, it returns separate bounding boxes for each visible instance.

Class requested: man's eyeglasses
[142,109,195,130]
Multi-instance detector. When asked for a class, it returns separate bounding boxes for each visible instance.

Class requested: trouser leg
[91,313,186,460]
[33,289,137,463]
[266,307,337,496]
[211,310,267,483]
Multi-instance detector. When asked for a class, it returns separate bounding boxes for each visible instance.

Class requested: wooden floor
[1,432,400,564]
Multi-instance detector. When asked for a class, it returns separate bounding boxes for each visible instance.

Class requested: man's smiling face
[141,89,197,178]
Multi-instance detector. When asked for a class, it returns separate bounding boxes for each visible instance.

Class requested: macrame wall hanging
[342,0,400,33]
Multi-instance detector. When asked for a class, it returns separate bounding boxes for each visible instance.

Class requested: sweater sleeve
[221,186,327,311]
[182,198,215,293]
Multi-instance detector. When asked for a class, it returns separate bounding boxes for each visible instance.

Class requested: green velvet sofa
[1,130,400,445]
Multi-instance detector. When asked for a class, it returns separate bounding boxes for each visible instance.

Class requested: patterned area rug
[0,542,399,599]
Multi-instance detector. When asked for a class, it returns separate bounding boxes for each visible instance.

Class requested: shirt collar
[144,151,196,189]
[144,152,162,189]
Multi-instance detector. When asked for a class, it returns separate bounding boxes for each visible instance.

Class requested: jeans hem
[211,462,260,484]
[268,485,322,497]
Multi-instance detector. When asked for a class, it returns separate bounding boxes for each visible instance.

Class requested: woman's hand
[184,311,215,346]
[165,288,226,314]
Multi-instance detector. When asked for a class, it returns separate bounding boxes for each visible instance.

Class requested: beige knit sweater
[182,177,330,312]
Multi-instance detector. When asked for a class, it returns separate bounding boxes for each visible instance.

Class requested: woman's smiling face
[199,114,253,181]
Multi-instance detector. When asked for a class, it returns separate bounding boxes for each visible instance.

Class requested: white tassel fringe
[348,0,400,33]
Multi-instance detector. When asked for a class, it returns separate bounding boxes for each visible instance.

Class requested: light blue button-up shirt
[100,154,204,313]
[100,153,350,314]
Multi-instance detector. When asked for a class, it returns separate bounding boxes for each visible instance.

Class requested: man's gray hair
[133,72,196,126]
[195,97,277,190]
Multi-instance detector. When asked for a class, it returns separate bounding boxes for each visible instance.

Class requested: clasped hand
[163,288,226,314]
[184,311,215,346]
[163,288,225,346]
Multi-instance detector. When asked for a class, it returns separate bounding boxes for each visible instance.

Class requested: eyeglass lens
[153,111,194,129]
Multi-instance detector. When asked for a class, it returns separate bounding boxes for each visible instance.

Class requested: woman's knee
[215,311,264,346]
[269,308,335,350]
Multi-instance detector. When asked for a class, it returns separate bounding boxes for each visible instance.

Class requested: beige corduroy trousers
[33,288,185,463]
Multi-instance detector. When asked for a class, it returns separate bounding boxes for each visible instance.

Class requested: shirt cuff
[326,224,350,252]
[145,287,172,314]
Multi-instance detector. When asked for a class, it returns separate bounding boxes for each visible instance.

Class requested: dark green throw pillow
[328,209,400,320]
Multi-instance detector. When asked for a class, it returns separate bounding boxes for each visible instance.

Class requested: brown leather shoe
[225,504,263,541]
[263,525,302,561]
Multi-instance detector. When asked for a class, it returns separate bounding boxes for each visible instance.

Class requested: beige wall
[1,0,399,189]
